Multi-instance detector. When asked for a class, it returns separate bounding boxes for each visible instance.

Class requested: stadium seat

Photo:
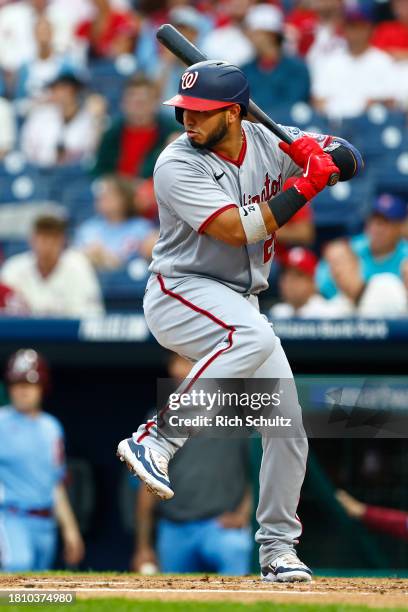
[0,169,48,204]
[311,174,374,235]
[0,239,28,259]
[40,164,90,203]
[88,57,137,113]
[372,153,408,198]
[272,103,331,135]
[0,151,30,178]
[98,258,150,310]
[60,178,97,226]
[339,108,408,164]
[288,102,331,135]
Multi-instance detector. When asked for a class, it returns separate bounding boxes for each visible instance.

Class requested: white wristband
[238,203,268,244]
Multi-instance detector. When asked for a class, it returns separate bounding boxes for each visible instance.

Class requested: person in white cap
[153,7,204,115]
[201,0,256,67]
[241,4,311,117]
[270,247,330,319]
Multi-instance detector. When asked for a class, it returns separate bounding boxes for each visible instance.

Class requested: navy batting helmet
[5,349,50,389]
[163,60,250,125]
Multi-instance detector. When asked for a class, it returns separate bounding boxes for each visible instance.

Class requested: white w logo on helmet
[181,71,199,90]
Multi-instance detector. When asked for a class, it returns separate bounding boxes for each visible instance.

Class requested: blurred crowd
[0,0,406,317]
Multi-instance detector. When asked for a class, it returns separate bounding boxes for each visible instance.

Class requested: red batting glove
[279,136,323,169]
[282,176,298,192]
[293,153,340,201]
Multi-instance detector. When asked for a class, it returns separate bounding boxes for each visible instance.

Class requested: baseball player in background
[0,349,84,571]
[118,60,363,582]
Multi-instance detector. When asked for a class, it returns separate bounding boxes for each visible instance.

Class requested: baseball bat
[156,23,340,186]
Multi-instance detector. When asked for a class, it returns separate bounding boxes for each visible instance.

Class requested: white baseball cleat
[117,437,174,500]
[261,552,312,583]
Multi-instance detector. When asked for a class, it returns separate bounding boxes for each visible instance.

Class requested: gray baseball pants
[136,272,308,566]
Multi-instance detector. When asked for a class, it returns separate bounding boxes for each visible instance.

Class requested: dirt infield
[1,574,408,608]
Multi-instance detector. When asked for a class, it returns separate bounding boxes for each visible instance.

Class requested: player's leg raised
[117,273,281,498]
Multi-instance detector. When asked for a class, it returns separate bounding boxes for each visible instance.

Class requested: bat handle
[328,172,340,187]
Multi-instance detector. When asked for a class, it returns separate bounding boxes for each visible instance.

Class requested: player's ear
[227,104,241,125]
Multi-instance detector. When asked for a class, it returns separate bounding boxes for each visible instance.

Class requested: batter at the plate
[117,59,363,582]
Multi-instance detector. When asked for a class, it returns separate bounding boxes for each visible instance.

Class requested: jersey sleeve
[154,159,238,234]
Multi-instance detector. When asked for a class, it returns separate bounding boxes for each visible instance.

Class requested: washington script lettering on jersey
[242,173,282,207]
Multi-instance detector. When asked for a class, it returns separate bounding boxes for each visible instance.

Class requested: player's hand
[279,136,323,169]
[62,526,85,566]
[293,153,339,201]
[217,510,250,529]
[335,490,366,519]
[131,546,158,573]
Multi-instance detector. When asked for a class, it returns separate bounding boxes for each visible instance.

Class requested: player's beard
[189,115,228,150]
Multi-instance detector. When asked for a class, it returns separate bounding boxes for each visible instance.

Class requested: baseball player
[117,60,363,582]
[0,349,84,571]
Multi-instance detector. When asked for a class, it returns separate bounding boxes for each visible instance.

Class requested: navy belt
[0,505,53,518]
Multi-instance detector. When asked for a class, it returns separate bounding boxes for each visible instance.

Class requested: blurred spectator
[276,205,314,247]
[270,247,331,318]
[1,214,104,318]
[15,16,80,103]
[336,490,408,542]
[91,74,176,178]
[202,0,255,66]
[0,283,30,316]
[134,178,158,221]
[135,3,212,76]
[46,0,94,59]
[372,0,408,60]
[0,0,47,74]
[0,0,95,77]
[74,174,157,269]
[0,349,85,570]
[317,194,408,298]
[75,0,137,59]
[372,0,408,109]
[287,0,346,77]
[312,7,397,119]
[242,4,310,115]
[131,354,253,575]
[271,244,407,319]
[403,259,408,290]
[153,7,202,113]
[21,70,104,166]
[321,240,407,317]
[285,0,319,57]
[0,98,16,158]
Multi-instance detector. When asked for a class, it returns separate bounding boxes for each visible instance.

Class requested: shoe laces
[275,552,304,567]
[151,449,169,477]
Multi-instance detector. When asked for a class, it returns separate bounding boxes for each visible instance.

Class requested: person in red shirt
[91,74,177,179]
[372,0,408,59]
[286,0,345,59]
[336,490,408,541]
[76,0,137,59]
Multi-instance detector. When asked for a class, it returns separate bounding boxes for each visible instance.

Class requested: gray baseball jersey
[134,120,335,567]
[149,120,331,295]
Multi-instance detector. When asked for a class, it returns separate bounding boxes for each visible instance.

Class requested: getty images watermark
[155,378,304,439]
[167,388,292,429]
[151,376,408,440]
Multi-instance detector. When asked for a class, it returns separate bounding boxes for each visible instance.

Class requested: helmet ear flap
[175,107,184,125]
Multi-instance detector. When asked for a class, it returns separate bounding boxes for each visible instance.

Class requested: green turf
[2,601,407,612]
